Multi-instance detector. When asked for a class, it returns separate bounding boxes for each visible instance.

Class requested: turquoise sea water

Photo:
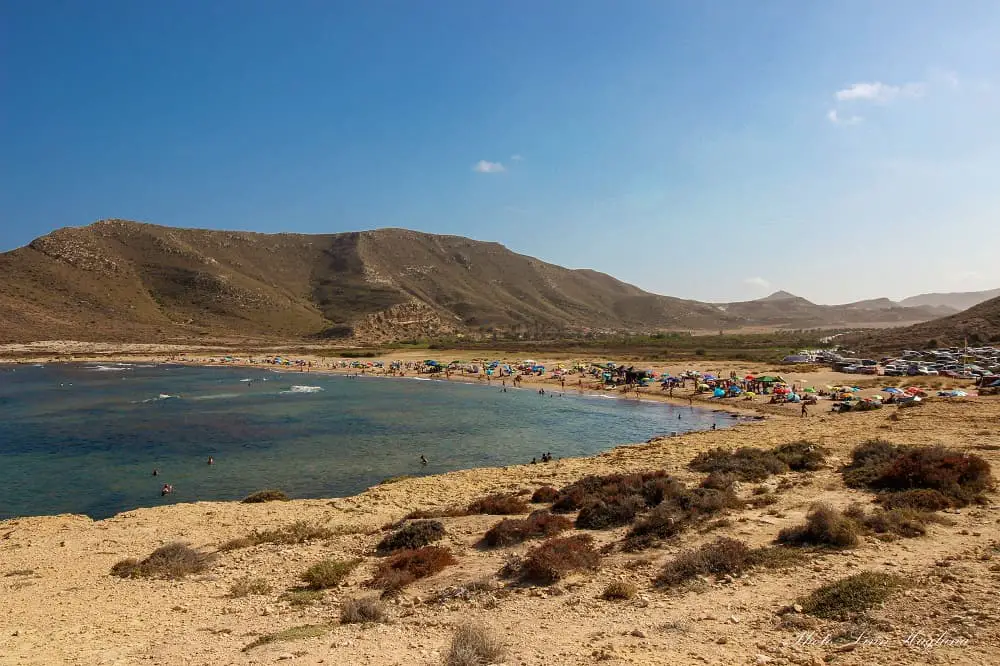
[0,364,744,520]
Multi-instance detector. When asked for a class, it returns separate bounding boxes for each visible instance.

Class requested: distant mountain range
[897,289,1000,312]
[0,220,995,344]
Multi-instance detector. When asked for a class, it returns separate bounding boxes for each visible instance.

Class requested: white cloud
[510,154,523,161]
[835,81,925,103]
[472,160,505,173]
[743,276,770,289]
[827,109,863,125]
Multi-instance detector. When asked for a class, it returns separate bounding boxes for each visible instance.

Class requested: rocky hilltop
[0,220,951,343]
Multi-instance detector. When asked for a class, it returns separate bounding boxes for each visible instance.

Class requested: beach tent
[713,388,725,398]
[882,387,904,394]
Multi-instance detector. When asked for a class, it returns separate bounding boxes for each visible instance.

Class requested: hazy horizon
[3,2,999,304]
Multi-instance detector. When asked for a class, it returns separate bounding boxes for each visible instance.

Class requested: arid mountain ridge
[0,220,992,344]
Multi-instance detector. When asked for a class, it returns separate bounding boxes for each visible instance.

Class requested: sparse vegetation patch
[797,571,904,619]
[110,542,215,580]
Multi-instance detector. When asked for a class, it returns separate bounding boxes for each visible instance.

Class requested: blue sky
[2,1,999,304]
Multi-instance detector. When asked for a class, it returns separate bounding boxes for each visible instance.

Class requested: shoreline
[3,397,998,665]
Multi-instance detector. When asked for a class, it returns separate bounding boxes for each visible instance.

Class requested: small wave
[280,385,324,394]
[190,393,241,401]
[239,378,252,382]
[87,365,132,372]
[138,393,179,403]
[408,377,432,381]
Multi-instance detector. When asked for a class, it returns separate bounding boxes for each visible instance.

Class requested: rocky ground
[2,399,999,666]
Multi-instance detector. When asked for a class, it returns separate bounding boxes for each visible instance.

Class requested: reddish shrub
[531,486,559,503]
[877,489,953,511]
[517,535,601,584]
[482,511,572,547]
[875,447,992,505]
[370,546,457,590]
[575,495,645,529]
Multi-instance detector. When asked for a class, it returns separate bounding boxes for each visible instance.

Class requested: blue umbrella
[882,387,904,394]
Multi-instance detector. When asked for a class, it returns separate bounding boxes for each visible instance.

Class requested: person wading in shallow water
[420,454,428,466]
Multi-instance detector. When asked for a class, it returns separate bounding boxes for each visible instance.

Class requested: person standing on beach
[801,403,808,417]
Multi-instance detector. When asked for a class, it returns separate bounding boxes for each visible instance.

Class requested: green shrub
[776,504,860,549]
[300,558,362,589]
[242,489,290,503]
[218,521,334,551]
[376,520,445,554]
[773,441,827,471]
[576,495,645,529]
[798,571,904,619]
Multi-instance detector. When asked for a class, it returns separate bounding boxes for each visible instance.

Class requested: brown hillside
[852,295,1000,350]
[0,220,947,343]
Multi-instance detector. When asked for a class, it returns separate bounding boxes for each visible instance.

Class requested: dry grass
[242,623,331,651]
[241,489,289,503]
[482,510,572,547]
[444,623,507,666]
[576,495,646,529]
[601,580,638,600]
[844,502,954,540]
[370,546,457,591]
[110,543,215,580]
[339,596,389,624]
[797,571,905,619]
[228,576,272,597]
[218,520,335,551]
[376,520,445,554]
[300,558,362,589]
[516,534,600,584]
[688,447,788,482]
[280,589,324,605]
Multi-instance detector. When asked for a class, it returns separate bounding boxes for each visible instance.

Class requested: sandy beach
[2,362,998,665]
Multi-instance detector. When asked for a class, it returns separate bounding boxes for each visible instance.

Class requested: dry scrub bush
[550,471,681,513]
[218,520,334,551]
[111,543,215,580]
[517,534,600,584]
[688,447,789,481]
[877,489,953,511]
[531,486,560,503]
[483,510,572,547]
[444,623,507,666]
[700,471,737,490]
[601,580,638,600]
[655,537,754,588]
[228,576,272,597]
[576,495,646,529]
[776,503,860,549]
[842,441,992,506]
[843,502,953,540]
[300,558,362,589]
[370,546,457,591]
[797,571,904,619]
[466,493,529,515]
[242,489,289,503]
[622,487,742,551]
[772,441,827,472]
[340,596,388,624]
[377,520,445,554]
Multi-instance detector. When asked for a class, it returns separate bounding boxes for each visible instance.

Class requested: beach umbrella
[803,387,816,393]
[745,375,756,380]
[882,387,904,394]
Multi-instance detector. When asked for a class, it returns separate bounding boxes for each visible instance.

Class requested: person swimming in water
[420,454,428,466]
[161,483,173,496]
[152,469,159,476]
[207,456,214,465]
